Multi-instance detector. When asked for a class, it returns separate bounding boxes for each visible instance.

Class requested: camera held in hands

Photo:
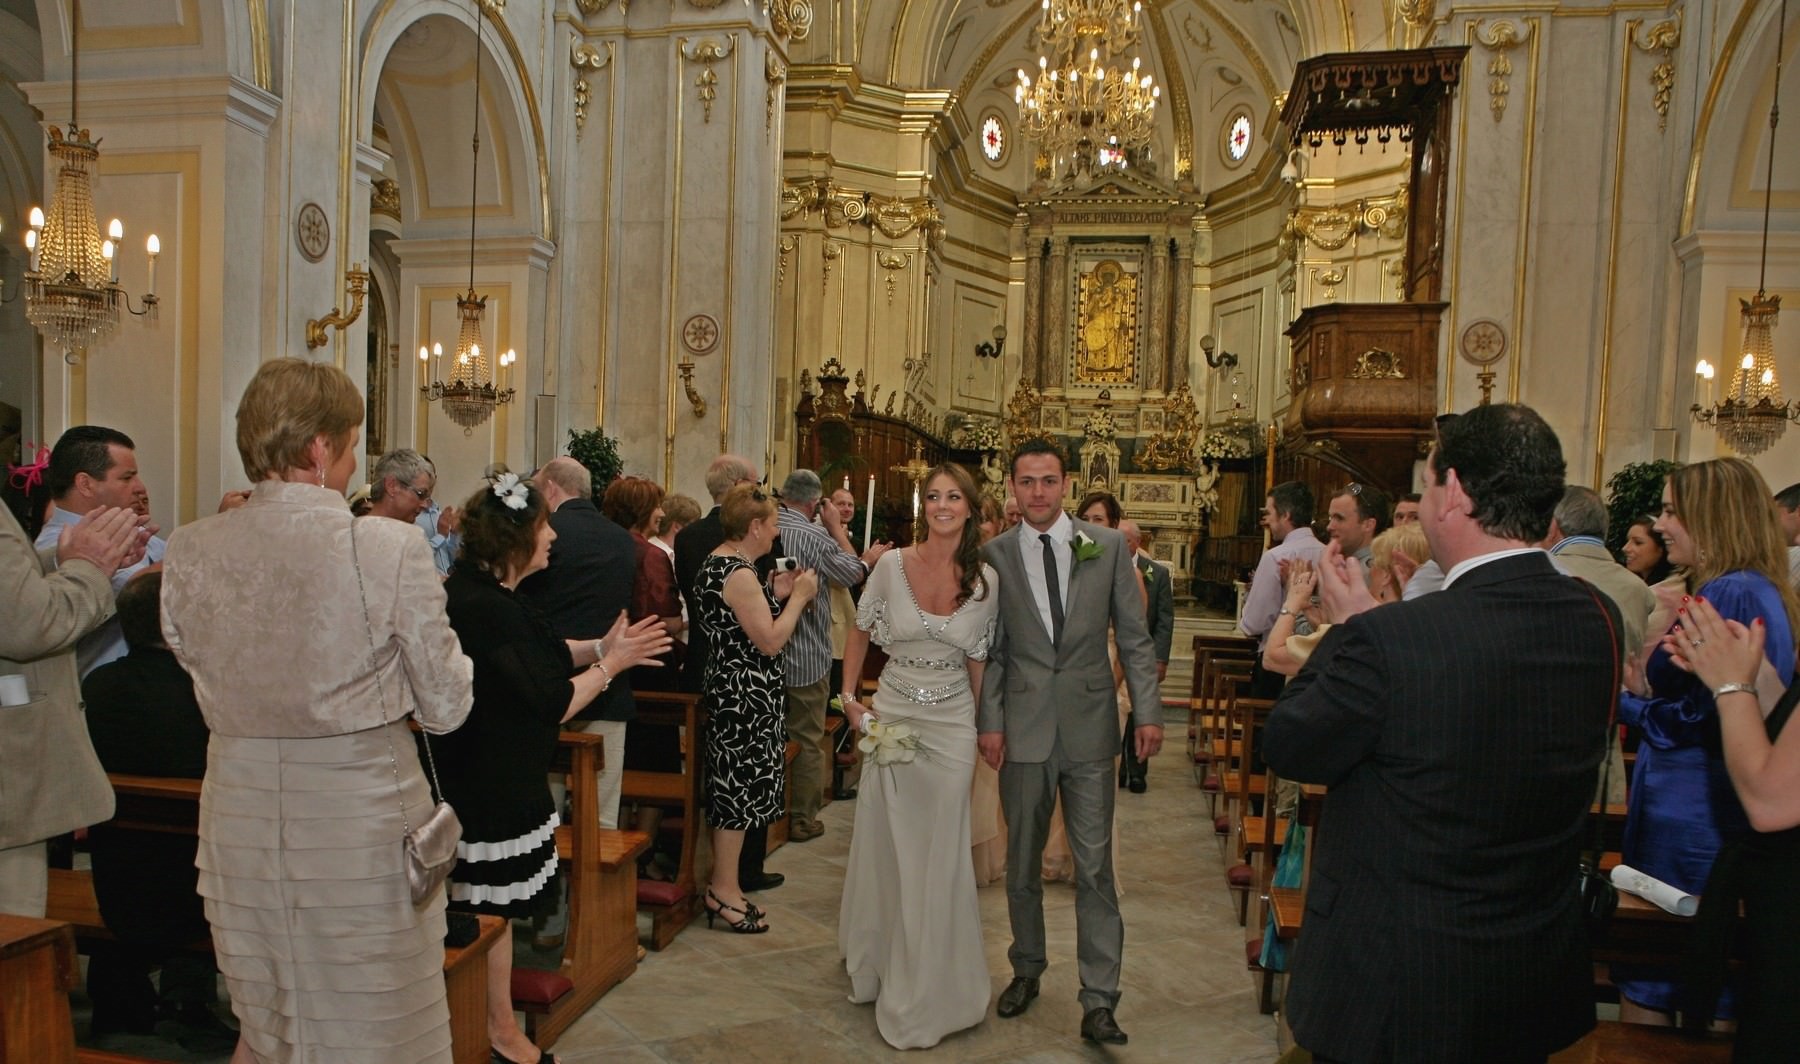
[773,556,799,573]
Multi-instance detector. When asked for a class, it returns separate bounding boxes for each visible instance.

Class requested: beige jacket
[0,508,117,850]
[161,480,472,739]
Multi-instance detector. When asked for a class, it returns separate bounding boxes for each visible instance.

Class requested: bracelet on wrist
[593,662,612,691]
[1712,681,1756,700]
[590,638,606,662]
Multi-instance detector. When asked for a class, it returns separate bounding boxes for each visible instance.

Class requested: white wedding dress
[839,552,997,1049]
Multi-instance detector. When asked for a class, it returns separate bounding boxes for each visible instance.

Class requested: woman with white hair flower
[434,470,669,1064]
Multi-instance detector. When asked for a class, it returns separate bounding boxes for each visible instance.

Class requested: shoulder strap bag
[1573,577,1621,942]
[350,521,462,907]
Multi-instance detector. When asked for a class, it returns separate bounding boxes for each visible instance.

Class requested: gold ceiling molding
[1475,19,1528,122]
[570,37,609,136]
[1634,8,1682,132]
[476,0,504,15]
[247,0,273,91]
[1142,1,1195,182]
[574,0,620,14]
[780,177,947,245]
[1682,0,1762,233]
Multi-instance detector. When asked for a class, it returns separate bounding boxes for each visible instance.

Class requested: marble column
[1022,237,1044,387]
[1045,237,1070,392]
[1170,237,1194,389]
[1144,238,1170,393]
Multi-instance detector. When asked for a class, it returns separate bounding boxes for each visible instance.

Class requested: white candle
[863,475,875,552]
[912,486,920,521]
[146,234,159,294]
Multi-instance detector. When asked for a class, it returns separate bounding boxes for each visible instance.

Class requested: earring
[316,465,325,486]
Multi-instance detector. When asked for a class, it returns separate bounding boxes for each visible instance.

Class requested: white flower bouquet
[857,717,930,767]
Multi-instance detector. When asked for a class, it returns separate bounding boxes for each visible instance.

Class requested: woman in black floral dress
[437,472,669,1064]
[696,484,817,932]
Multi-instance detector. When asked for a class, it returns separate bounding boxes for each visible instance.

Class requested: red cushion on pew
[1201,774,1221,792]
[511,967,574,1007]
[1214,814,1231,836]
[1245,938,1263,967]
[1227,863,1254,888]
[637,879,686,907]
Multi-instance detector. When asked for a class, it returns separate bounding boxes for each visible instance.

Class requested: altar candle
[863,474,875,551]
[912,486,920,521]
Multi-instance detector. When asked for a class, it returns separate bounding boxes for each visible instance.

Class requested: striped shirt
[776,505,868,686]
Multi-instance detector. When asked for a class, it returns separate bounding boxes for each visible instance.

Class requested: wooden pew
[41,774,508,1064]
[515,730,651,1050]
[1548,1021,1732,1063]
[0,914,81,1064]
[618,691,706,950]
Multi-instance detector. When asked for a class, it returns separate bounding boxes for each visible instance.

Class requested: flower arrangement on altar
[956,418,1006,453]
[1198,429,1253,460]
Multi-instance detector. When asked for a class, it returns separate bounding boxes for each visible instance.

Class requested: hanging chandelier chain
[469,0,482,293]
[1759,0,1785,296]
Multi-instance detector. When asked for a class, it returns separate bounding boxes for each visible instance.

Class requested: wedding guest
[1077,490,1122,529]
[839,464,997,1048]
[0,490,143,918]
[1774,481,1800,588]
[160,357,474,1061]
[437,472,668,1064]
[35,425,164,676]
[1664,598,1800,1056]
[1391,492,1422,526]
[1002,496,1021,529]
[1241,482,1322,696]
[695,484,817,932]
[1615,457,1800,1027]
[1367,524,1431,604]
[978,495,1004,543]
[603,475,686,685]
[1624,515,1677,586]
[82,570,222,1044]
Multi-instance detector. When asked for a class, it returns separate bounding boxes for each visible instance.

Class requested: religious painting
[1075,259,1139,385]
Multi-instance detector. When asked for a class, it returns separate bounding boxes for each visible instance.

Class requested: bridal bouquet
[858,718,930,767]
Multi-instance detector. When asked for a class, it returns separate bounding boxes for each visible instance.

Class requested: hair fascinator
[490,471,530,514]
[7,443,50,492]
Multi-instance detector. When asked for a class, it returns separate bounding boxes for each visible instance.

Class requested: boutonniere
[1072,530,1104,564]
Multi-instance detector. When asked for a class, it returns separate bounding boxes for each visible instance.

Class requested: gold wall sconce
[677,357,707,418]
[305,264,369,349]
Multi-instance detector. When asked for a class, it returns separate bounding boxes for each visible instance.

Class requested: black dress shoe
[1128,774,1147,794]
[741,872,785,891]
[995,976,1039,1018]
[1081,1007,1127,1044]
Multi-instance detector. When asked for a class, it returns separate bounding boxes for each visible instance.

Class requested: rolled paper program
[1609,862,1700,917]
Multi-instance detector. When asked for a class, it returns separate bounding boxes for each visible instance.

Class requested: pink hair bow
[7,443,50,493]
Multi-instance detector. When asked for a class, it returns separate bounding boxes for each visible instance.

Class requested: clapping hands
[1314,540,1378,623]
[601,611,674,673]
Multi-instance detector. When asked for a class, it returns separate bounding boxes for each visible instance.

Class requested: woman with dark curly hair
[435,472,669,1064]
[838,463,999,1048]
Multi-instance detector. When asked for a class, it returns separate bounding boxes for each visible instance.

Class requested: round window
[1223,111,1253,168]
[980,113,1007,166]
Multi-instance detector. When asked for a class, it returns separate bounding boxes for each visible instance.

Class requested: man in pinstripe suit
[1264,404,1619,1064]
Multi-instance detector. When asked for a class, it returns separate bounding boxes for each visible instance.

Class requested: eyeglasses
[1344,482,1364,497]
[405,483,432,501]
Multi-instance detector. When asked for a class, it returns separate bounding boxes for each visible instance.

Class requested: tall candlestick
[912,486,920,522]
[863,475,875,552]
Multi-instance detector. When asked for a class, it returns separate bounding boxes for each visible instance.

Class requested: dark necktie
[1040,533,1065,645]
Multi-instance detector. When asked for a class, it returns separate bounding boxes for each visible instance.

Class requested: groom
[978,439,1164,1044]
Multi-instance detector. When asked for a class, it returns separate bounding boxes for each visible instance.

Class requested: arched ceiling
[370,14,527,237]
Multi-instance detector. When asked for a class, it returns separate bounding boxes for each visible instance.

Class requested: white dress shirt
[1016,511,1073,642]
[1441,547,1549,589]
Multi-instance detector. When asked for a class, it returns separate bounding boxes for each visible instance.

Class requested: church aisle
[557,738,1278,1062]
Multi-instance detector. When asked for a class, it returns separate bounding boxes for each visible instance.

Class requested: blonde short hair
[235,358,363,482]
[1370,524,1431,576]
[718,482,776,540]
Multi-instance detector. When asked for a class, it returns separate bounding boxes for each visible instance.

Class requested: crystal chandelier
[419,0,516,435]
[18,0,158,358]
[1014,0,1159,179]
[1690,0,1791,457]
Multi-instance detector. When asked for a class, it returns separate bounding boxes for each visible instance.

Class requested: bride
[838,463,999,1050]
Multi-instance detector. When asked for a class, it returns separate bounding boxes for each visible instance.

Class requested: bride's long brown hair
[919,462,989,606]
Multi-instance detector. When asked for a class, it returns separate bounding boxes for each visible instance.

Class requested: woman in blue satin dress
[1616,457,1800,1024]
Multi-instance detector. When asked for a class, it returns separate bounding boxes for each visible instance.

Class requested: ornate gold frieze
[1635,9,1682,132]
[777,235,797,289]
[570,38,608,136]
[680,37,733,123]
[370,177,400,220]
[1476,19,1527,122]
[876,251,909,304]
[780,177,945,246]
[574,0,617,14]
[821,239,844,293]
[1003,378,1044,446]
[1348,349,1407,379]
[1136,383,1203,472]
[767,0,813,42]
[1075,260,1138,385]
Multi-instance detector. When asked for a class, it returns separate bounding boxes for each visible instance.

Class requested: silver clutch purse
[404,798,463,906]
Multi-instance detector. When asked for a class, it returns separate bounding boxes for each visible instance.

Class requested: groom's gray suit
[979,515,1162,1011]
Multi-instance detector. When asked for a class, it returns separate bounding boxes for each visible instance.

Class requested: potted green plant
[565,427,623,494]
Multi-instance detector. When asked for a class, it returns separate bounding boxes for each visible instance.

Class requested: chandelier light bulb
[108,218,123,241]
[101,239,114,261]
[419,346,430,362]
[433,342,443,357]
[1743,352,1757,371]
[24,229,36,251]
[29,206,44,229]
[145,233,159,255]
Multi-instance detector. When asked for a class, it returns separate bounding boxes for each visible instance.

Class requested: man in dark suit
[81,569,223,1043]
[1117,519,1171,793]
[1264,404,1618,1064]
[673,453,782,892]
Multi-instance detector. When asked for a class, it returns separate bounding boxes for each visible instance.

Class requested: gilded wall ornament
[1635,9,1683,132]
[1075,260,1139,385]
[1459,319,1508,404]
[1348,349,1406,379]
[1475,19,1527,123]
[570,38,609,137]
[1311,266,1346,301]
[764,52,786,136]
[821,240,843,294]
[296,202,330,262]
[777,235,797,289]
[1137,383,1204,472]
[876,251,909,305]
[682,314,720,355]
[767,0,813,42]
[681,37,734,123]
[370,178,400,220]
[779,178,945,247]
[575,0,620,14]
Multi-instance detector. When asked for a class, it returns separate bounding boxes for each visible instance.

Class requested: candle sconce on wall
[305,264,369,349]
[974,323,1006,360]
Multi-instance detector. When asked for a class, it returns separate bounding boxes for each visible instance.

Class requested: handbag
[1574,578,1621,941]
[350,522,463,907]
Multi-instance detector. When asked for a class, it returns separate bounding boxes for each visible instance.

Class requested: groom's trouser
[1000,746,1122,1012]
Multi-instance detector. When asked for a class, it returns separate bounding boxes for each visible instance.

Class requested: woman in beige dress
[161,359,473,1063]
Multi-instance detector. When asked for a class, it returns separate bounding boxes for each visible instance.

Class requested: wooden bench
[42,774,508,1064]
[1547,1020,1732,1063]
[516,731,651,1050]
[1,914,82,1064]
[618,691,706,950]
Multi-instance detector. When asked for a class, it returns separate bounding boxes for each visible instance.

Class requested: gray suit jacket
[1138,555,1174,665]
[978,519,1162,763]
[1552,541,1655,656]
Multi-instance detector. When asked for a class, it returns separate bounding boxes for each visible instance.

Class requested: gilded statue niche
[1076,260,1139,384]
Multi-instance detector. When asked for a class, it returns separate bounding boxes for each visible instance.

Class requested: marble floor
[76,615,1283,1062]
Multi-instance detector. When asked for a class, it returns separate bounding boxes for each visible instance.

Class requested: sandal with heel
[705,889,769,933]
